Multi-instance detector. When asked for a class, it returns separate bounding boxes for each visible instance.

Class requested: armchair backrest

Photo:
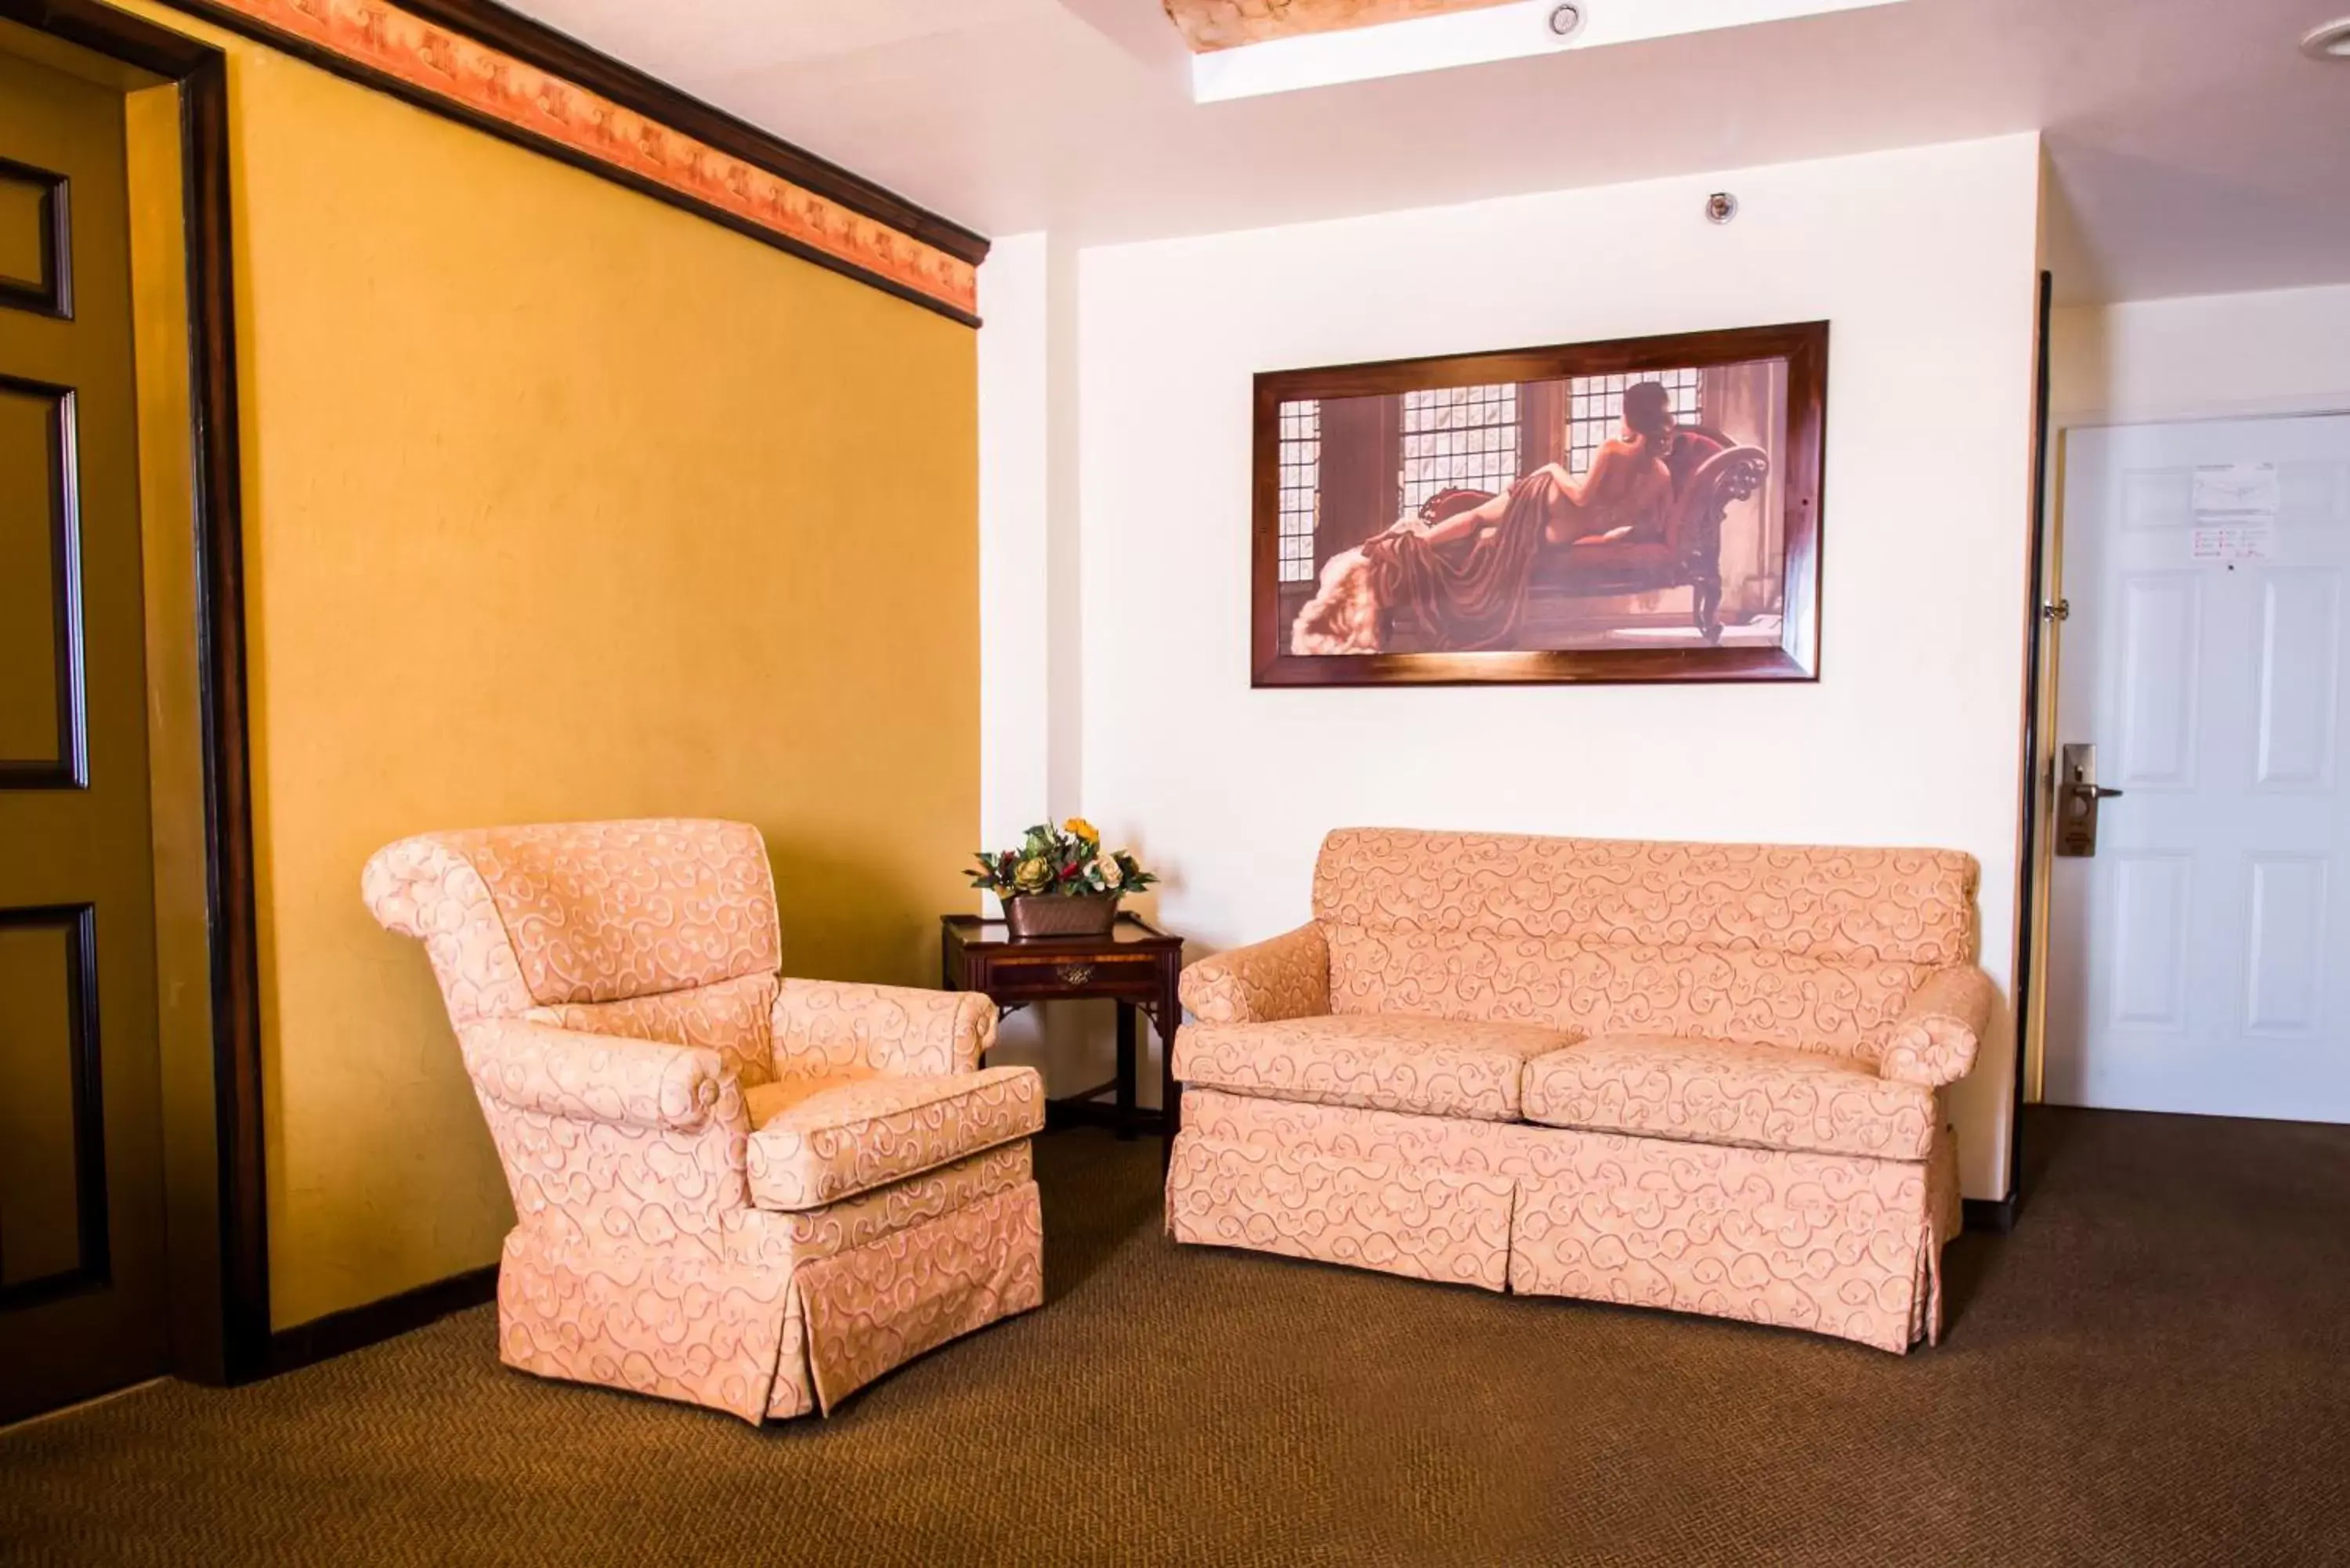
[1311,827,1977,1047]
[362,818,782,1041]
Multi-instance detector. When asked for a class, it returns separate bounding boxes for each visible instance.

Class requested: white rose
[1095,856,1123,890]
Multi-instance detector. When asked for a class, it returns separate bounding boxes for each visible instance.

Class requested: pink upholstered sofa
[361,818,1044,1422]
[1166,828,1994,1353]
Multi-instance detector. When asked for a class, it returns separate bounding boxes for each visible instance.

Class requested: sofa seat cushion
[745,1066,1043,1212]
[1520,1035,1936,1161]
[1173,1013,1577,1122]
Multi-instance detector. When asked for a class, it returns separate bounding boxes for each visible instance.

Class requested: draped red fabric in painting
[1359,469,1559,649]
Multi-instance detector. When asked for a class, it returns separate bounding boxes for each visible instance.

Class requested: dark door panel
[0,43,168,1424]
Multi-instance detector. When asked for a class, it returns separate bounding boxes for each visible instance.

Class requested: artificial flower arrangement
[971,818,1158,938]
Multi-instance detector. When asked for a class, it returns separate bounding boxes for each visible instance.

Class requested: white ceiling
[503,0,2350,304]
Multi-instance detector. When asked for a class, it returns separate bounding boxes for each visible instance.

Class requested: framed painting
[1251,320,1827,686]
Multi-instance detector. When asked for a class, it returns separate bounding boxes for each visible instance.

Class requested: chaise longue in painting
[1165,827,1993,1352]
[362,818,1044,1422]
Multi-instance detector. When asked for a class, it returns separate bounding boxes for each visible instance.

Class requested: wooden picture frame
[1251,320,1828,687]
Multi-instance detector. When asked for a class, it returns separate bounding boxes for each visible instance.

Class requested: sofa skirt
[1165,1132,1516,1291]
[1168,1089,1951,1353]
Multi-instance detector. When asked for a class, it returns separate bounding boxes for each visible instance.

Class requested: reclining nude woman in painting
[1290,379,1770,656]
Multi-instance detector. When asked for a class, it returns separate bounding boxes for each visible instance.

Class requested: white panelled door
[2045,414,2350,1121]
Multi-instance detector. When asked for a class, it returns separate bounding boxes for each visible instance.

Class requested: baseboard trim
[267,1264,497,1375]
[1962,1194,2018,1234]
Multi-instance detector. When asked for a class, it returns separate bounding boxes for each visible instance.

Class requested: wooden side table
[940,913,1184,1155]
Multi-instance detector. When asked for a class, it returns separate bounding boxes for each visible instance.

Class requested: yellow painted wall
[118,7,980,1329]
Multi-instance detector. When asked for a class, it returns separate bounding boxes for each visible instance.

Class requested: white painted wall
[977,233,1115,1088]
[978,135,2044,1193]
[978,232,1053,851]
[2050,283,2350,425]
[1066,135,2044,1198]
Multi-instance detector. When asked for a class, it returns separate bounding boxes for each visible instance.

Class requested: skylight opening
[1191,0,1917,103]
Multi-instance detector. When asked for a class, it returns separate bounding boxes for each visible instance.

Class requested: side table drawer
[981,951,1162,999]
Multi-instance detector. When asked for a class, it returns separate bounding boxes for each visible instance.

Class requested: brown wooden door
[0,44,168,1422]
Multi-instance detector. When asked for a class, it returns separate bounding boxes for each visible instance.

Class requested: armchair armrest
[458,1019,736,1133]
[1178,922,1330,1025]
[1878,966,1998,1088]
[771,979,998,1078]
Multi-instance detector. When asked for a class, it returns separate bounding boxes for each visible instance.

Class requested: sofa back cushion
[1312,828,1978,1046]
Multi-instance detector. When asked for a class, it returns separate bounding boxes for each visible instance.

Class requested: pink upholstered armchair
[360,818,1044,1422]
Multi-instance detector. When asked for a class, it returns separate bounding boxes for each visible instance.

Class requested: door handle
[2055,742,2119,855]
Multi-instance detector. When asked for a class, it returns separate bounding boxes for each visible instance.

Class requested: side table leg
[1115,1002,1138,1141]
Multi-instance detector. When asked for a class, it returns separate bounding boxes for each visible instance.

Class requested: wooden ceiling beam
[1162,0,1520,53]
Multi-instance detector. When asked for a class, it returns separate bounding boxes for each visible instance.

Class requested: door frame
[2020,321,2350,1158]
[1,0,267,1386]
[1972,269,2059,1234]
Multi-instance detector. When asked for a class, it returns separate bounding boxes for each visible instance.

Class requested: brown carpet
[5,1107,2349,1566]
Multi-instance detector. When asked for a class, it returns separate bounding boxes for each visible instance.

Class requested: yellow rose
[1064,817,1101,844]
[1012,857,1054,894]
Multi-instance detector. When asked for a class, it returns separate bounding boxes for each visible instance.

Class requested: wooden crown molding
[155,0,987,322]
[1162,0,1517,52]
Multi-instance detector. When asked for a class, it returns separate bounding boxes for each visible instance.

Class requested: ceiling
[498,0,2350,304]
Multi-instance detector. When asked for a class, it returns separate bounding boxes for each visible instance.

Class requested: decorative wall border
[157,0,986,323]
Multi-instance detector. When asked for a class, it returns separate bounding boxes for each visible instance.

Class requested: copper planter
[1003,892,1120,939]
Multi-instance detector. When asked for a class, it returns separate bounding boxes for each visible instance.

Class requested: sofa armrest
[1878,966,1998,1088]
[771,979,999,1078]
[1179,923,1330,1025]
[458,1019,735,1133]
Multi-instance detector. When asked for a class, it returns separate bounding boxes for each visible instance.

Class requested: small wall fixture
[2301,16,2350,57]
[1705,191,1738,224]
[1548,4,1587,41]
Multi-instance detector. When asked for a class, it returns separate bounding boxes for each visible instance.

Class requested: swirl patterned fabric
[772,979,1000,1077]
[361,835,537,1026]
[1313,827,1978,963]
[464,1022,753,1251]
[745,1068,1044,1212]
[456,819,780,1006]
[1177,922,1331,1024]
[1166,1133,1514,1291]
[1878,964,1998,1087]
[1165,828,1990,1354]
[497,1227,792,1422]
[1183,1085,1546,1174]
[363,818,1044,1421]
[795,1183,1046,1414]
[1325,926,1929,1053]
[1506,1136,1933,1353]
[1171,1087,1948,1353]
[724,1145,1032,1270]
[1520,1033,1937,1161]
[528,971,780,1087]
[1173,1013,1576,1122]
[464,1019,735,1133]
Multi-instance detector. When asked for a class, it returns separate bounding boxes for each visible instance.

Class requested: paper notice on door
[2191,522,2273,562]
[2193,462,2280,519]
